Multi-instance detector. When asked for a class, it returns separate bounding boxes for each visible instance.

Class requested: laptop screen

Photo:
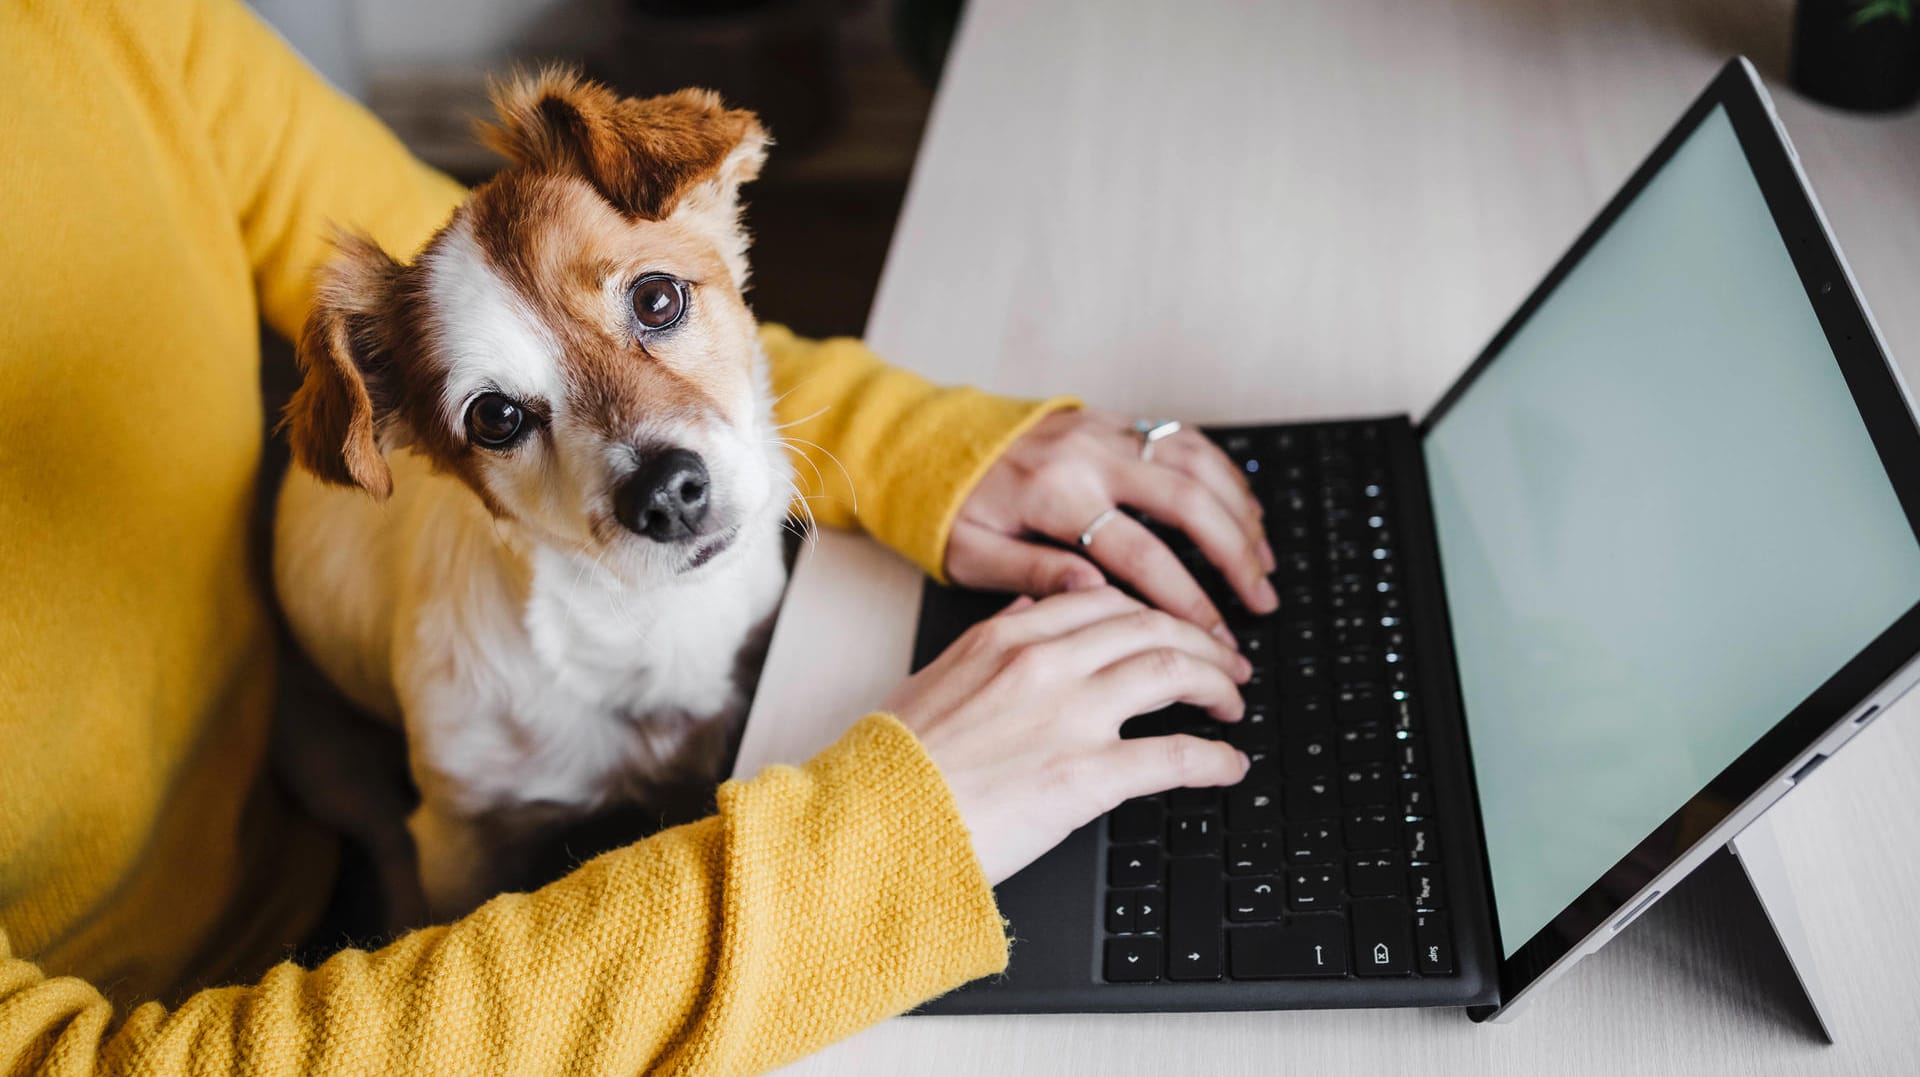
[1422,105,1920,957]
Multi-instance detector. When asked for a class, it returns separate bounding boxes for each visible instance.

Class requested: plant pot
[1791,0,1920,112]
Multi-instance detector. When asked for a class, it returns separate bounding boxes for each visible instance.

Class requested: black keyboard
[1101,420,1456,985]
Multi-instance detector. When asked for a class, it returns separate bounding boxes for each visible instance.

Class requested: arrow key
[1108,844,1163,888]
[1135,889,1163,932]
[1104,936,1162,983]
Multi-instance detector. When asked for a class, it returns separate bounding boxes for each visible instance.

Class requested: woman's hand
[946,408,1278,645]
[885,587,1252,885]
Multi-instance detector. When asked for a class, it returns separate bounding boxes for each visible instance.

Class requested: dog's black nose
[614,449,711,542]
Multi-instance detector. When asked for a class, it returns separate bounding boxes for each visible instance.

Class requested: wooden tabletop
[736,0,1920,1071]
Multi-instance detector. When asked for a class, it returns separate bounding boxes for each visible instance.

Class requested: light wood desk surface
[737,1,1920,1071]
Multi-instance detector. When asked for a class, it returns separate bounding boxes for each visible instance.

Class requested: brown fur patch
[283,232,403,499]
[477,67,765,222]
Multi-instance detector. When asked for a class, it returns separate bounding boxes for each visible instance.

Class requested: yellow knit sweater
[0,1,1065,1072]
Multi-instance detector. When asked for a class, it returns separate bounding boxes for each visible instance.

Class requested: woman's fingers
[1099,734,1250,805]
[1060,510,1231,643]
[1115,462,1278,616]
[1091,642,1246,723]
[1045,605,1250,683]
[1157,431,1271,559]
[946,518,1105,597]
[989,584,1145,638]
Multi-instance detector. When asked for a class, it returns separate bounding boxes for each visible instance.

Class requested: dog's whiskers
[770,435,858,516]
[769,404,830,432]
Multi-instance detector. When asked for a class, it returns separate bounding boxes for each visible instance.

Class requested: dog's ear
[283,231,402,499]
[478,67,768,225]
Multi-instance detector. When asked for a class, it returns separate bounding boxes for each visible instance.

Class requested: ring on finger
[1077,507,1120,549]
[1131,418,1182,462]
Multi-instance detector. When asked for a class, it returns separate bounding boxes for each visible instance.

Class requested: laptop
[909,58,1920,1020]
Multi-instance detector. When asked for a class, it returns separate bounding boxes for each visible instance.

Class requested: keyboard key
[1276,620,1322,658]
[1229,916,1348,978]
[1284,730,1336,777]
[1416,911,1454,974]
[1168,858,1225,981]
[1106,890,1138,933]
[1283,694,1332,729]
[1136,889,1164,932]
[1287,821,1342,863]
[1227,786,1281,831]
[1336,693,1386,726]
[1352,900,1414,976]
[1338,725,1390,763]
[1285,777,1339,819]
[1348,853,1407,897]
[1105,936,1162,982]
[1288,865,1343,911]
[1409,865,1447,909]
[1238,626,1274,664]
[1342,764,1393,806]
[1110,845,1164,888]
[1274,551,1315,584]
[1401,777,1435,816]
[1227,877,1285,921]
[1391,736,1426,772]
[1280,655,1325,694]
[1227,832,1283,875]
[1404,821,1440,861]
[1343,810,1398,850]
[1228,713,1279,751]
[1170,814,1222,857]
[1109,799,1164,844]
[1169,787,1221,815]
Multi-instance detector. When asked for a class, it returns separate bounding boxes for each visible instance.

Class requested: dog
[274,70,792,919]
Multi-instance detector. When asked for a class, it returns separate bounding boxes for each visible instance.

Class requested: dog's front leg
[408,798,499,920]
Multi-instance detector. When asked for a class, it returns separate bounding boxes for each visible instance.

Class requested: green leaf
[1848,0,1914,29]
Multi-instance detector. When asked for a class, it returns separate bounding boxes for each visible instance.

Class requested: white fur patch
[424,221,563,430]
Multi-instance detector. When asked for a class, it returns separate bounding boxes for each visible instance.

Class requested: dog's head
[285,69,781,581]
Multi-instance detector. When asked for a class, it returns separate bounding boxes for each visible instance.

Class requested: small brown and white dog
[274,71,792,918]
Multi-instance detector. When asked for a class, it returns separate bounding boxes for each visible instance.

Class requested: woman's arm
[759,324,1079,580]
[0,716,1007,1076]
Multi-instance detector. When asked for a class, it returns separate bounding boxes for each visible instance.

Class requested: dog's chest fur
[416,516,790,816]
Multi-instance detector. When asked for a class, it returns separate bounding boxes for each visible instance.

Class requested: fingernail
[1236,654,1253,682]
[1237,750,1252,774]
[1258,540,1276,573]
[1211,623,1238,649]
[1255,578,1279,613]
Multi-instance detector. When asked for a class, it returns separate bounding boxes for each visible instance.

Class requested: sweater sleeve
[761,324,1080,580]
[159,0,468,339]
[0,715,1007,1077]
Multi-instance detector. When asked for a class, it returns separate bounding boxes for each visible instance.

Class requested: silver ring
[1132,418,1182,461]
[1077,507,1120,549]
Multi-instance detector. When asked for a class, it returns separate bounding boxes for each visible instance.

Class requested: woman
[0,0,1273,1072]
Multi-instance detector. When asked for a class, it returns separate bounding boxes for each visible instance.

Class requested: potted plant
[1792,0,1920,111]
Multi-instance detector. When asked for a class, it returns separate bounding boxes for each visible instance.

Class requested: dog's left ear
[281,231,405,499]
[479,67,768,228]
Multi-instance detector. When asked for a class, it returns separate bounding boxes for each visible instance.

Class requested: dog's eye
[630,275,686,331]
[466,393,527,448]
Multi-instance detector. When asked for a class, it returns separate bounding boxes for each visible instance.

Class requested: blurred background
[245,0,1919,348]
[250,0,970,341]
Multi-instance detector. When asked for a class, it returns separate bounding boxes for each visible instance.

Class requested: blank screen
[1423,106,1920,957]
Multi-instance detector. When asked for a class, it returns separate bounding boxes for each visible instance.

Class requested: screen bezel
[1415,58,1920,1006]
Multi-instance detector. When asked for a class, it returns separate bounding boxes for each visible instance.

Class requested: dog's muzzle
[614,448,713,542]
